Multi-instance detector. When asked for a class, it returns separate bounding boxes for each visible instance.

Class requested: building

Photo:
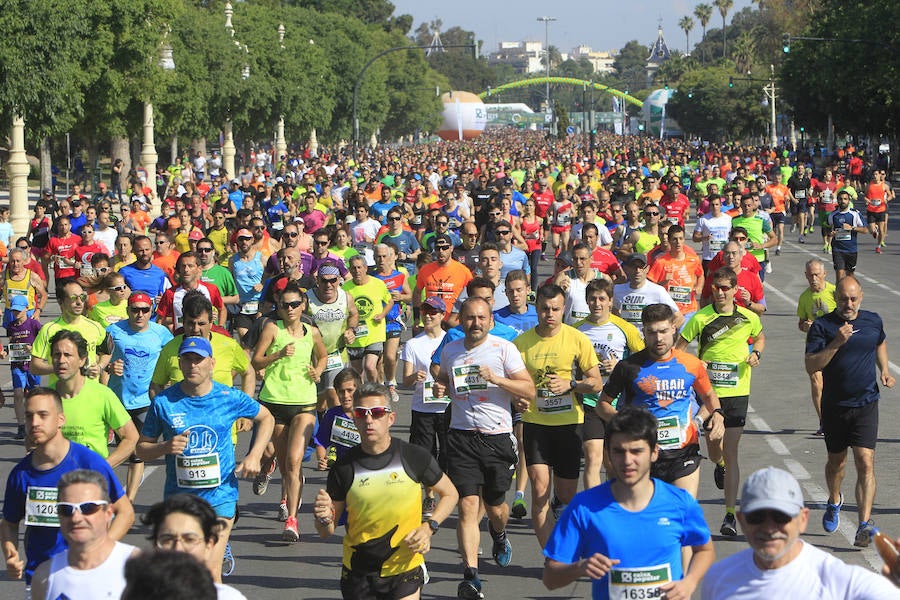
[645,26,672,85]
[569,46,616,75]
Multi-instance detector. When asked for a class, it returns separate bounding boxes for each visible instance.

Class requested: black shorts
[867,211,887,223]
[385,329,401,340]
[232,312,259,331]
[582,406,607,442]
[822,401,879,453]
[340,565,424,600]
[720,395,749,428]
[832,250,858,273]
[522,423,582,479]
[260,400,317,425]
[347,343,384,360]
[651,444,701,483]
[771,212,786,227]
[409,410,449,470]
[445,429,517,505]
[128,407,148,464]
[790,201,803,216]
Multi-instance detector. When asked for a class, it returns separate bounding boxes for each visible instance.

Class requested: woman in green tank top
[251,284,327,542]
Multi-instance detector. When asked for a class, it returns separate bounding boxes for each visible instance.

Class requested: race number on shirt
[608,563,672,599]
[452,365,489,394]
[25,487,59,527]
[176,453,222,489]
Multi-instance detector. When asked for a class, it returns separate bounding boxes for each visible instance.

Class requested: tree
[714,0,734,57]
[613,40,651,94]
[694,3,713,63]
[679,16,695,55]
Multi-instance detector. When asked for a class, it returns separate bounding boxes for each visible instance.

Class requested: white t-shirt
[693,213,733,260]
[216,583,249,600]
[702,541,900,600]
[572,219,614,247]
[613,280,680,332]
[44,541,136,600]
[440,334,527,434]
[400,330,449,414]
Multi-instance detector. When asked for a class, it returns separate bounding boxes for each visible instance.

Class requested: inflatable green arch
[478,77,644,108]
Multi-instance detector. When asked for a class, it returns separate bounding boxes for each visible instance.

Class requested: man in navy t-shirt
[805,275,896,547]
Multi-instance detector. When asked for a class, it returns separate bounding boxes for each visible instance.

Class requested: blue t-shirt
[2,442,125,583]
[263,199,289,226]
[544,479,710,600]
[499,247,530,278]
[119,263,170,299]
[380,230,420,261]
[370,200,399,224]
[106,321,174,410]
[827,208,866,254]
[805,309,886,408]
[68,213,88,236]
[314,406,359,459]
[493,305,539,335]
[142,382,261,517]
[431,321,519,366]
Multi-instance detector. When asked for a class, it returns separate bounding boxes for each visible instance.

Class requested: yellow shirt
[514,324,599,426]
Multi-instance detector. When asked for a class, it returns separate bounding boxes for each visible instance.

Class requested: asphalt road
[1,205,899,599]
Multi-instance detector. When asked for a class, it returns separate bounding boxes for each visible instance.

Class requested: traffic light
[799,126,805,132]
[782,33,791,53]
[687,90,694,99]
[728,77,734,88]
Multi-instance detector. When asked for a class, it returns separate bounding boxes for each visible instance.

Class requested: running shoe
[765,261,773,274]
[823,493,843,533]
[813,428,825,437]
[720,513,737,537]
[714,462,725,490]
[855,520,875,547]
[510,497,528,519]
[253,457,277,496]
[550,495,563,520]
[14,424,25,440]
[775,247,781,256]
[277,499,289,522]
[457,576,484,600]
[422,497,437,519]
[283,516,300,543]
[492,537,512,568]
[876,246,882,254]
[222,542,235,577]
[388,383,399,403]
[798,235,806,244]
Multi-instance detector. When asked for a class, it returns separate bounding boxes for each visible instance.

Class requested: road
[0,203,898,598]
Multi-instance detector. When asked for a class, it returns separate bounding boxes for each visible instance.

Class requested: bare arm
[659,540,715,599]
[108,495,135,541]
[250,322,283,371]
[106,419,139,468]
[1,519,24,580]
[543,553,621,591]
[877,341,897,389]
[805,321,853,374]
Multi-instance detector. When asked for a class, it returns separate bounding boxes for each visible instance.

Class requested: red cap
[188,229,203,241]
[128,292,152,306]
[236,228,253,239]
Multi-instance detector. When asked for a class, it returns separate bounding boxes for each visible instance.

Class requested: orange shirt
[647,251,704,314]
[865,182,888,213]
[766,183,789,213]
[152,250,180,283]
[414,259,473,320]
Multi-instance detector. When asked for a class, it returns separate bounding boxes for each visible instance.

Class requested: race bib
[707,362,739,387]
[25,487,59,527]
[621,302,644,323]
[656,416,682,449]
[795,190,807,199]
[80,265,94,277]
[354,324,369,338]
[668,286,691,304]
[608,563,672,599]
[570,310,589,320]
[667,216,680,225]
[709,239,725,251]
[8,343,30,361]
[176,453,222,489]
[555,213,571,226]
[241,301,259,315]
[452,365,489,394]
[536,389,574,413]
[869,199,882,207]
[329,415,361,447]
[325,351,344,371]
[423,381,451,405]
[834,230,851,241]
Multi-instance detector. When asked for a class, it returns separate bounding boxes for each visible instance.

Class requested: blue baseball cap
[178,336,213,358]
[9,296,28,311]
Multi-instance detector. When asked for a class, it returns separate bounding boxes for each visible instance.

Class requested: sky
[390,0,755,56]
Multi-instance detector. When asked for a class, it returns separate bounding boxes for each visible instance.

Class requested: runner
[677,267,765,537]
[137,336,275,582]
[343,255,393,383]
[543,406,715,600]
[797,258,837,436]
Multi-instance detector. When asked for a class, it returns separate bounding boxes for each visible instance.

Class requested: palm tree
[694,3,713,63]
[714,0,734,58]
[678,16,695,55]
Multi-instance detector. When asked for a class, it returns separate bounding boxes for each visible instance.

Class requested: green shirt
[90,301,128,327]
[797,282,837,321]
[201,264,238,297]
[343,276,392,347]
[60,378,131,458]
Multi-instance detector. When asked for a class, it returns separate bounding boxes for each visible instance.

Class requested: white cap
[741,467,804,516]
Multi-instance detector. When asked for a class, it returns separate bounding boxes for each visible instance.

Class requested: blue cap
[178,336,213,358]
[9,296,28,311]
[423,296,446,312]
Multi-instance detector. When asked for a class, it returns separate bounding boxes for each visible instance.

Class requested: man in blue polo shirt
[118,235,170,304]
[805,275,895,547]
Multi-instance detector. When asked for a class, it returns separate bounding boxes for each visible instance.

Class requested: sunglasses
[57,500,109,517]
[434,245,451,251]
[197,247,213,253]
[108,285,127,292]
[436,221,448,226]
[281,300,304,310]
[644,212,660,217]
[154,533,205,549]
[712,284,734,292]
[67,293,88,303]
[253,226,265,230]
[320,277,339,284]
[489,212,501,217]
[16,246,29,250]
[496,230,511,236]
[96,267,110,274]
[155,241,168,245]
[744,509,793,525]
[315,240,329,246]
[422,306,443,315]
[237,236,253,241]
[732,237,748,242]
[353,406,393,419]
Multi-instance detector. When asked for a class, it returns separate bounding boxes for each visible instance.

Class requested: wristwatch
[427,519,440,534]
[569,379,578,391]
[751,350,761,360]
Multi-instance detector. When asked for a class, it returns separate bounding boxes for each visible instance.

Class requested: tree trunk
[170,136,178,166]
[193,137,207,158]
[85,137,99,192]
[111,135,131,192]
[40,137,53,193]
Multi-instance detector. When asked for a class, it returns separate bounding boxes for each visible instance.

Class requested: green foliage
[554,100,571,139]
[613,40,651,94]
[780,0,899,140]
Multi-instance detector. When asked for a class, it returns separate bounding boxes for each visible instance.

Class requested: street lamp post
[275,22,287,162]
[141,28,175,217]
[7,114,30,238]
[537,16,556,131]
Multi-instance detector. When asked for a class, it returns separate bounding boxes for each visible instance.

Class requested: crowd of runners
[0,129,898,599]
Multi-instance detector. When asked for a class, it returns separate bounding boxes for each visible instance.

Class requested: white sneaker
[765,261,773,274]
